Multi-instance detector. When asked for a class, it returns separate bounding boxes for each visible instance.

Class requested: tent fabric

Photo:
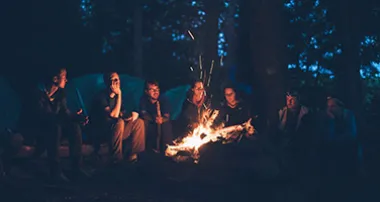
[0,74,189,131]
[0,77,21,131]
[65,74,189,120]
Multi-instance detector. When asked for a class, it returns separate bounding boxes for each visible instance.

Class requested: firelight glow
[165,110,252,163]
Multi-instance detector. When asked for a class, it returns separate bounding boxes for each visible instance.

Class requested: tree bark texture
[249,0,288,127]
[133,0,144,78]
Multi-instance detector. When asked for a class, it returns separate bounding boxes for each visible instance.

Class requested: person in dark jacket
[177,79,209,137]
[213,85,256,143]
[319,97,359,178]
[276,91,315,177]
[18,68,89,183]
[139,80,173,153]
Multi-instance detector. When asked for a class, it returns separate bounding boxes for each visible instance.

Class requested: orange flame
[165,110,251,163]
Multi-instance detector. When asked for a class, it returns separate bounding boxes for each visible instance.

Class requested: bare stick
[187,30,195,40]
[199,55,203,79]
[156,101,162,152]
[207,60,215,87]
[203,70,207,86]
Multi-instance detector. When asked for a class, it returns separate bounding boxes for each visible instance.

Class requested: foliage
[284,0,380,112]
[79,0,233,89]
[285,0,380,83]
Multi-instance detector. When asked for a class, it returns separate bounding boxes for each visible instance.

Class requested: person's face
[327,99,342,117]
[192,82,204,100]
[108,72,120,89]
[224,88,236,104]
[53,69,68,89]
[146,83,160,100]
[286,95,299,110]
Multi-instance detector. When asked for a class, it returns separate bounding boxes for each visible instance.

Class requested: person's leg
[45,123,66,180]
[143,119,156,151]
[161,121,174,150]
[110,119,125,162]
[123,118,145,160]
[64,122,84,170]
[33,129,48,158]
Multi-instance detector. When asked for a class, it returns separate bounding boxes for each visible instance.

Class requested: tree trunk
[334,0,362,114]
[249,0,288,128]
[223,1,238,69]
[202,0,223,103]
[133,1,143,78]
[203,0,222,68]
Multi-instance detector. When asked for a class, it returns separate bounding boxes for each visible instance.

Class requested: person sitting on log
[176,79,210,137]
[213,84,256,144]
[139,80,173,153]
[318,96,359,178]
[276,90,315,177]
[17,67,90,183]
[89,72,145,165]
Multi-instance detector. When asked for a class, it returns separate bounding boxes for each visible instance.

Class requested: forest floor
[0,143,379,202]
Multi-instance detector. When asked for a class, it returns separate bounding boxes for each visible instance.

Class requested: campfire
[165,110,251,163]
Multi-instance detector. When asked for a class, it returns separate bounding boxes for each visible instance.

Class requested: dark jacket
[139,95,171,123]
[18,86,76,134]
[177,98,209,133]
[276,105,315,149]
[214,100,253,127]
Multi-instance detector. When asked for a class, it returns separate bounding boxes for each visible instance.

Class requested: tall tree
[133,1,144,77]
[202,0,223,68]
[332,0,363,112]
[321,0,380,112]
[249,0,288,126]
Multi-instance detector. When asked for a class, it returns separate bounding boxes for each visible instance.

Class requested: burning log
[165,109,252,163]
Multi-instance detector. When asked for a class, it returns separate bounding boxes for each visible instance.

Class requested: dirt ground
[0,143,378,202]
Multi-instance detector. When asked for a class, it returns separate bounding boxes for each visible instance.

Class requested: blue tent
[0,74,190,131]
[65,74,189,120]
[0,77,21,131]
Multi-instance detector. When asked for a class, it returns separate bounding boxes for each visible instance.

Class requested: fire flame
[165,110,251,163]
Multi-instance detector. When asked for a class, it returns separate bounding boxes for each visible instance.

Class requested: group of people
[3,67,359,184]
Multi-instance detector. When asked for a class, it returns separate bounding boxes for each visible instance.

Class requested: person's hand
[82,116,89,126]
[76,109,83,115]
[247,126,255,135]
[124,117,133,122]
[75,109,88,125]
[156,116,163,124]
[131,112,139,122]
[236,125,244,131]
[111,82,121,95]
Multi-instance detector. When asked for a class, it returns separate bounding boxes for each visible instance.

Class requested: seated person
[89,72,145,164]
[276,90,314,176]
[18,68,89,183]
[277,91,313,146]
[319,97,359,177]
[214,85,256,143]
[176,79,209,137]
[139,80,173,153]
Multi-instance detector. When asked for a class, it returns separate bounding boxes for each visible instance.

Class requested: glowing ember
[166,110,252,163]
